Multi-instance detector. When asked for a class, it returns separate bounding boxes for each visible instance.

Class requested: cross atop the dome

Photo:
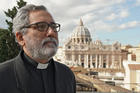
[79,18,84,26]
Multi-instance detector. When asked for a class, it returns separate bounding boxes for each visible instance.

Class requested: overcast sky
[0,0,140,46]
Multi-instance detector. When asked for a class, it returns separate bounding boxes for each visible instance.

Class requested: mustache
[41,37,58,47]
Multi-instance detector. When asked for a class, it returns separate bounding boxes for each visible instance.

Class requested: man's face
[22,10,59,60]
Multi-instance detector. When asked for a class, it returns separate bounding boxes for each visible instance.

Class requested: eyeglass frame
[21,21,61,32]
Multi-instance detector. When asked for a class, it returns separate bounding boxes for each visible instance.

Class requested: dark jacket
[0,51,76,93]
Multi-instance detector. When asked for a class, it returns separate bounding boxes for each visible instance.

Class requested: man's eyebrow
[50,22,55,24]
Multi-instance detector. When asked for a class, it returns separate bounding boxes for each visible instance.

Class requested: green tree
[0,0,27,63]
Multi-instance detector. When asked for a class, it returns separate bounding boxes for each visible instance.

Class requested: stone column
[119,55,122,69]
[75,54,78,66]
[75,38,77,43]
[80,38,81,43]
[106,55,109,68]
[90,55,93,68]
[84,55,87,68]
[104,55,107,68]
[95,55,98,68]
[78,55,81,66]
[101,55,103,68]
[72,54,75,66]
[72,38,74,43]
[84,38,86,44]
[111,54,114,68]
[86,55,89,68]
[99,55,102,68]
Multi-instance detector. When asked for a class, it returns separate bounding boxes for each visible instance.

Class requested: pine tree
[0,0,27,63]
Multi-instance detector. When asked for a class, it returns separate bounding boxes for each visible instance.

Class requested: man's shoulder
[0,58,15,72]
[54,61,70,69]
[54,61,74,75]
[0,58,17,88]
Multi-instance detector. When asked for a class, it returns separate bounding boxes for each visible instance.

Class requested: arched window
[68,46,71,49]
[77,38,79,43]
[82,38,84,43]
[81,63,84,67]
[86,38,88,42]
[103,63,106,68]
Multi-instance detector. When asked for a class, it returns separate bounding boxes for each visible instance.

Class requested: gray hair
[13,4,48,35]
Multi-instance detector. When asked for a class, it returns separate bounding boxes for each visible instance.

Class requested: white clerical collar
[37,62,49,69]
[36,58,53,69]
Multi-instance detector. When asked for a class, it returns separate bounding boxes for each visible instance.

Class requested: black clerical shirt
[22,52,56,93]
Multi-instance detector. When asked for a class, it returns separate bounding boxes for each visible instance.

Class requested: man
[0,4,76,93]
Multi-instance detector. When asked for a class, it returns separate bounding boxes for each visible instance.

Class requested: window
[103,55,106,59]
[82,38,84,43]
[103,63,106,68]
[66,54,71,60]
[68,46,71,49]
[81,63,84,67]
[92,63,95,67]
[77,38,79,43]
[86,38,88,42]
[92,55,95,58]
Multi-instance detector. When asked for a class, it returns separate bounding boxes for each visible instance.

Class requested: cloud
[105,13,117,21]
[0,11,8,28]
[0,0,126,27]
[119,21,140,29]
[135,0,140,6]
[105,9,129,21]
[0,0,17,10]
[93,20,116,32]
[89,20,140,32]
[120,10,129,18]
[0,0,139,41]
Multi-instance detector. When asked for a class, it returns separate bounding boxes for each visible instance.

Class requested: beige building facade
[55,19,127,69]
[121,44,140,62]
[123,61,140,92]
[128,46,140,62]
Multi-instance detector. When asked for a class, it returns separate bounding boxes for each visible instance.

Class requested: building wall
[63,38,128,68]
[128,47,140,62]
[136,71,140,91]
[123,61,140,92]
[123,61,130,90]
[55,19,128,69]
[130,70,136,91]
[136,51,140,62]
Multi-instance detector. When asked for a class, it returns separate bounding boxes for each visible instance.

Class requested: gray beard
[25,37,58,60]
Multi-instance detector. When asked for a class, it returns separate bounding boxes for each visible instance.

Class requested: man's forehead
[29,10,54,23]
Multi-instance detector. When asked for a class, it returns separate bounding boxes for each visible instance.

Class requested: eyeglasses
[22,22,61,32]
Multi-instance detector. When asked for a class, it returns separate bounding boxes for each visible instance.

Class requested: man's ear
[15,32,25,46]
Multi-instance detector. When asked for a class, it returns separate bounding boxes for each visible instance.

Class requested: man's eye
[38,24,47,28]
[32,25,38,29]
[51,24,57,28]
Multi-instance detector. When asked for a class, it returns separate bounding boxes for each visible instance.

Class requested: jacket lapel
[14,51,30,93]
[54,61,61,93]
[54,61,75,93]
[54,61,68,93]
[14,51,70,93]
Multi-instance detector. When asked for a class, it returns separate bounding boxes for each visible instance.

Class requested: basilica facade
[55,19,127,69]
